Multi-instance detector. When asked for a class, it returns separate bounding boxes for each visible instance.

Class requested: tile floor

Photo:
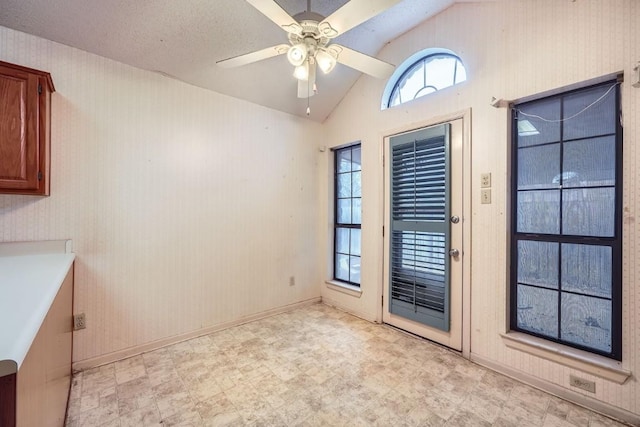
[66,303,628,426]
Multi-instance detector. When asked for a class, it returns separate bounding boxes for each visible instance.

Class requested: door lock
[449,248,460,257]
[450,215,460,224]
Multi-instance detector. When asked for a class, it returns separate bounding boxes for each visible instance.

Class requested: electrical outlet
[480,173,492,188]
[289,276,295,286]
[569,375,596,393]
[481,189,492,204]
[74,313,86,331]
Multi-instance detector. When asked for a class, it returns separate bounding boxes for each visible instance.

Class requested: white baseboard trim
[321,296,378,323]
[72,297,322,372]
[471,353,639,426]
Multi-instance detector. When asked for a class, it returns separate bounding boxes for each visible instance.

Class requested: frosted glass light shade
[287,44,307,67]
[316,49,336,74]
[293,63,309,80]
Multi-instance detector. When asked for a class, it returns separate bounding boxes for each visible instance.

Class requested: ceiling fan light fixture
[316,49,337,74]
[293,63,309,80]
[287,44,308,67]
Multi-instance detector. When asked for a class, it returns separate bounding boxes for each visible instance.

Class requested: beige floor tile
[201,410,244,426]
[65,303,630,427]
[114,364,147,385]
[118,403,162,427]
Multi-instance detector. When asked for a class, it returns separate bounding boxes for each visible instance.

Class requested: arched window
[382,48,467,109]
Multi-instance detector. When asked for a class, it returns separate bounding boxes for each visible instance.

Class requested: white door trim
[379,109,472,359]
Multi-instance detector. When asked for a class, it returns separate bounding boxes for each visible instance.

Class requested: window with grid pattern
[383,51,467,109]
[510,80,622,360]
[334,144,362,286]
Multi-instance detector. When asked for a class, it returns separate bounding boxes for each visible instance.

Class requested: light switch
[481,189,491,204]
[480,173,492,188]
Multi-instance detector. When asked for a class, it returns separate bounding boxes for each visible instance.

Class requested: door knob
[449,248,460,257]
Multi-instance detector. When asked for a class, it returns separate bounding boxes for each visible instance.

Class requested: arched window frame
[381,48,467,110]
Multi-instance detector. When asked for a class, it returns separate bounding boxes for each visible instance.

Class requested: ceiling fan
[217,0,401,99]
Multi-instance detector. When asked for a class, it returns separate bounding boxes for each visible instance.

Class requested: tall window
[510,80,622,360]
[382,48,467,110]
[334,144,362,286]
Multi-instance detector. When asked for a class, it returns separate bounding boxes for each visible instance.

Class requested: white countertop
[0,244,74,376]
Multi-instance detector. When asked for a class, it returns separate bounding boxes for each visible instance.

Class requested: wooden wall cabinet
[0,61,55,196]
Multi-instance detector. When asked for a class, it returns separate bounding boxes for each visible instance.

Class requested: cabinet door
[0,65,40,191]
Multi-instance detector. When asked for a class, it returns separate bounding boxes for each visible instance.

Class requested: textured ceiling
[0,0,466,121]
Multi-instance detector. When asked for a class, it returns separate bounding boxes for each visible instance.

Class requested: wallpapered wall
[321,0,639,418]
[0,26,323,364]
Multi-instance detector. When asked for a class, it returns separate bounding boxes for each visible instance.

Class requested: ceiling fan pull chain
[306,61,311,116]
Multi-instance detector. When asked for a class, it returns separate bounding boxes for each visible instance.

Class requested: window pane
[352,147,362,171]
[517,240,558,289]
[350,228,361,256]
[516,98,561,147]
[352,198,362,225]
[563,136,615,188]
[517,285,558,338]
[425,55,457,90]
[337,149,351,172]
[336,227,350,254]
[561,293,611,353]
[399,61,425,103]
[563,84,616,140]
[349,256,361,284]
[415,86,437,99]
[335,253,350,281]
[561,244,612,298]
[352,171,361,197]
[337,199,352,224]
[562,188,615,237]
[517,190,560,234]
[517,144,560,190]
[337,173,351,198]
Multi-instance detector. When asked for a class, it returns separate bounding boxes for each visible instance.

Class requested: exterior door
[383,119,464,351]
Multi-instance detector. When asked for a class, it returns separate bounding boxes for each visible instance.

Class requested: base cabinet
[0,266,73,427]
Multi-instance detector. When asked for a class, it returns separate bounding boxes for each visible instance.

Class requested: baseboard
[72,297,321,372]
[321,296,378,323]
[471,353,639,426]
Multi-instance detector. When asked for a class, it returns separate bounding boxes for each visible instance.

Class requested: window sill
[501,332,631,384]
[325,280,362,298]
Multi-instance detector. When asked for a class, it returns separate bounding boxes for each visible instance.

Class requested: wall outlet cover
[74,313,86,330]
[569,375,596,393]
[481,189,492,204]
[480,173,492,188]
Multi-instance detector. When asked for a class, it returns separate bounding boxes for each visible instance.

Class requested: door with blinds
[383,120,464,351]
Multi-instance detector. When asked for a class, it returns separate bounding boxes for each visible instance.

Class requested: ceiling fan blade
[217,44,290,68]
[331,44,395,79]
[318,0,403,38]
[246,0,303,35]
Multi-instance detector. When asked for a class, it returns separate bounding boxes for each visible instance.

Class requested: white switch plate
[481,173,492,188]
[481,189,491,204]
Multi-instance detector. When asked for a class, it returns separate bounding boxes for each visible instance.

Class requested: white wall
[0,26,323,365]
[320,0,639,420]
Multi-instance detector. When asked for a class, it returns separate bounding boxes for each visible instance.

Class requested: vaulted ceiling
[0,0,480,121]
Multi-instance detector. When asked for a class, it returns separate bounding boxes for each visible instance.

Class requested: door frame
[379,109,472,359]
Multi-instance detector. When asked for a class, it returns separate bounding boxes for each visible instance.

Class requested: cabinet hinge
[38,84,42,95]
[37,171,43,181]
[382,226,385,237]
